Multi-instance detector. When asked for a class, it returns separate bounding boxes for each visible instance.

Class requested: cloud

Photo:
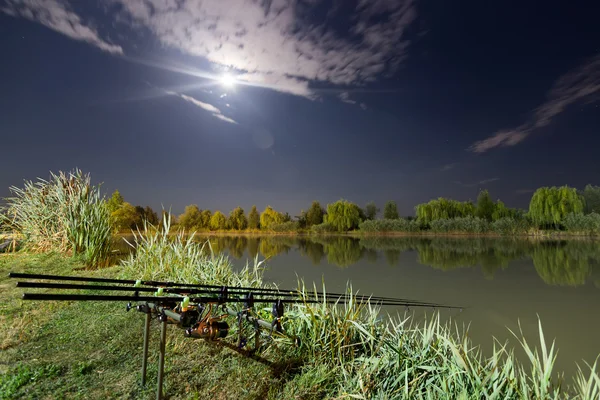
[169,91,237,124]
[440,163,457,171]
[178,94,221,114]
[469,54,600,153]
[213,114,238,125]
[339,92,357,105]
[1,0,123,54]
[455,178,499,187]
[4,0,418,97]
[478,178,499,185]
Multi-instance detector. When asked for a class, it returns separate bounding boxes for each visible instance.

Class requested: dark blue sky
[1,0,599,216]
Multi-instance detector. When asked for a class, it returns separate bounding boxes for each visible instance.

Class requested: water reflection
[190,235,600,287]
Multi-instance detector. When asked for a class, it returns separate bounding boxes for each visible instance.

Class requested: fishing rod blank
[9,272,407,303]
[20,292,457,308]
[15,281,439,306]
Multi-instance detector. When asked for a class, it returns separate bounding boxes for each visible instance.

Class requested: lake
[183,234,600,377]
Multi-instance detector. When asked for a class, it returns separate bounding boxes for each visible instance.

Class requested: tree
[326,199,362,232]
[144,206,159,225]
[305,201,324,226]
[415,198,475,225]
[107,190,124,214]
[179,205,203,231]
[260,206,285,230]
[134,206,145,228]
[383,201,399,220]
[111,202,138,232]
[582,185,600,214]
[476,190,495,221]
[228,207,248,230]
[248,206,260,229]
[364,202,379,220]
[528,186,584,228]
[209,211,228,231]
[199,210,212,229]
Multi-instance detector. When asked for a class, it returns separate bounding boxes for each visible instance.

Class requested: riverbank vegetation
[2,169,600,397]
[0,169,111,267]
[2,225,599,399]
[105,180,600,237]
[4,168,597,239]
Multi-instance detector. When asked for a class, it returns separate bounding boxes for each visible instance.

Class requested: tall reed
[119,219,600,399]
[1,169,111,267]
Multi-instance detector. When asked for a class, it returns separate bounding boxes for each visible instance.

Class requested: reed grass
[1,169,111,268]
[117,219,600,399]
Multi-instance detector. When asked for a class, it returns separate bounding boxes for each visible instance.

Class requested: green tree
[111,202,138,232]
[528,186,585,228]
[199,210,212,229]
[134,206,145,228]
[260,206,285,230]
[144,206,159,225]
[228,207,248,230]
[107,190,124,214]
[248,206,260,230]
[326,199,362,232]
[305,201,324,226]
[582,185,600,214]
[179,205,203,230]
[383,201,399,220]
[209,211,228,231]
[364,202,379,220]
[296,210,308,229]
[416,198,475,225]
[476,190,495,221]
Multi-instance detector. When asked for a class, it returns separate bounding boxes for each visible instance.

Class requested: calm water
[190,235,600,376]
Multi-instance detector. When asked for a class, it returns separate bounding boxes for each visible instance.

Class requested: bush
[1,169,111,267]
[310,222,335,234]
[491,217,531,235]
[563,213,600,234]
[270,221,300,232]
[429,216,490,233]
[358,219,420,233]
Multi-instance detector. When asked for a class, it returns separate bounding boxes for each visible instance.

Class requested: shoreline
[113,230,600,240]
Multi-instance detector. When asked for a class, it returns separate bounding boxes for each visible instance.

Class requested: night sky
[1,0,599,216]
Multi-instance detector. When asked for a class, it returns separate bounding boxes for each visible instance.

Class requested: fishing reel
[185,319,229,340]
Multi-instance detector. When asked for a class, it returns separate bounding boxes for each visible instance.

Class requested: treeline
[107,184,600,235]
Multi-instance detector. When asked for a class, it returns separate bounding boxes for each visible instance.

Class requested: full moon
[219,74,236,88]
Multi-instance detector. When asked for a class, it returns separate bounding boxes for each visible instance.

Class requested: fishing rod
[15,281,450,307]
[8,272,405,303]
[10,271,463,400]
[18,292,448,308]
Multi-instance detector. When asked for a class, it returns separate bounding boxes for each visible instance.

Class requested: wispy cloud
[213,114,237,124]
[168,91,238,124]
[469,54,600,153]
[455,178,499,187]
[178,94,221,114]
[440,163,457,171]
[1,0,122,54]
[339,92,357,105]
[2,0,418,98]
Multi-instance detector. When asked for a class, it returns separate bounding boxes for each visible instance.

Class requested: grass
[2,226,600,399]
[1,169,111,267]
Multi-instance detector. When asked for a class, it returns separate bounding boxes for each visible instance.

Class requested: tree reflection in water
[192,235,600,287]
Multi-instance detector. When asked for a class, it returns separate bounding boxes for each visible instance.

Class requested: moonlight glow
[219,74,236,88]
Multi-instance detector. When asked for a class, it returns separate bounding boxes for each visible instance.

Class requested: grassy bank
[2,226,600,399]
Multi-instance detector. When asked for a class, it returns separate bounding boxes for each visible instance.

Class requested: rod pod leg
[157,314,167,400]
[141,311,151,386]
